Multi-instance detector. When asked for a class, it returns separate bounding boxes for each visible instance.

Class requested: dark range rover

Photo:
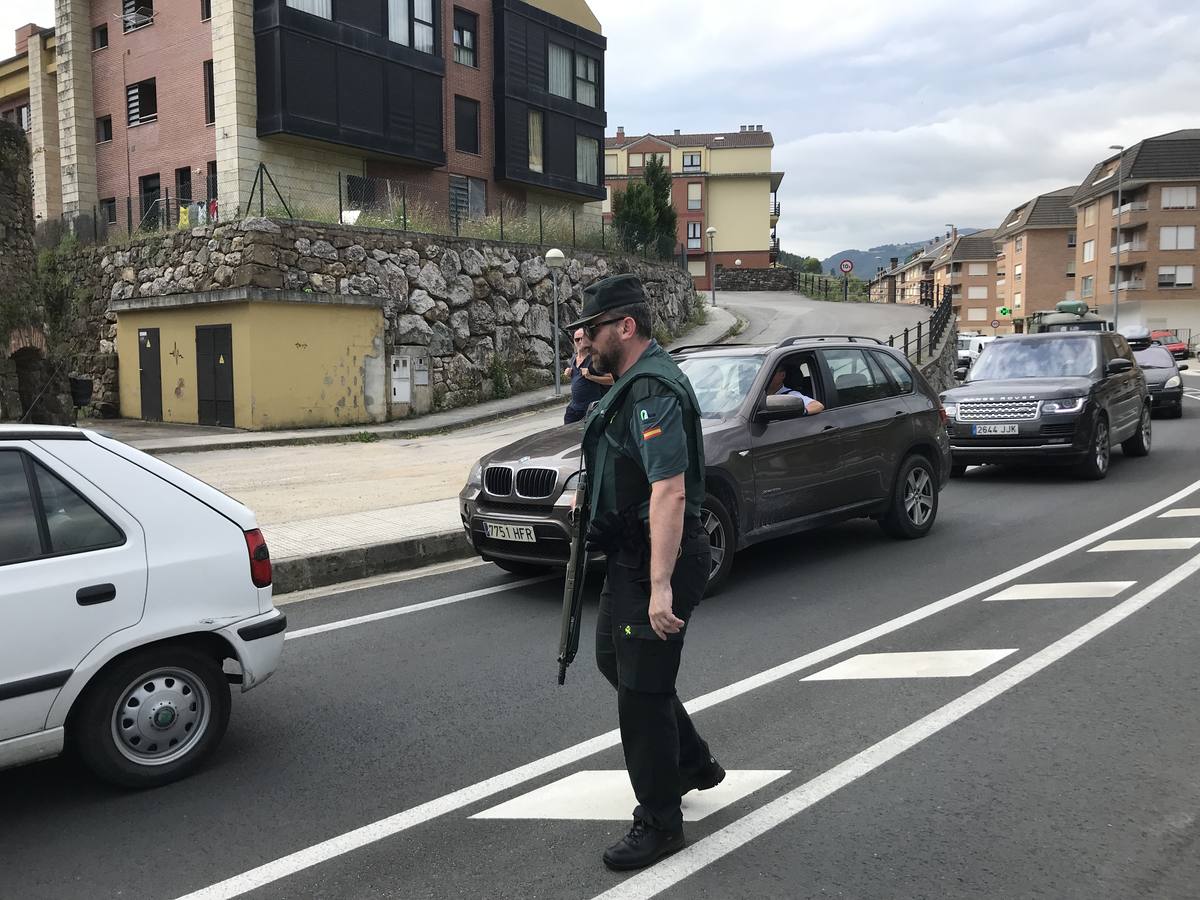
[942,331,1151,480]
[460,336,952,593]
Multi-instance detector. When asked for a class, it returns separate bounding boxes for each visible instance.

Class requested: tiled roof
[605,130,774,151]
[928,229,997,266]
[1071,129,1200,206]
[993,186,1078,239]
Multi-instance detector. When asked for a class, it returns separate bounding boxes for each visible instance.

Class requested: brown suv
[459,336,952,593]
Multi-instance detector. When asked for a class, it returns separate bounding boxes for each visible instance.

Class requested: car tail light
[245,529,272,588]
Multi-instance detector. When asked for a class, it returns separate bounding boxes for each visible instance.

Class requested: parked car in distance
[1150,330,1190,360]
[956,333,996,370]
[460,336,952,594]
[942,331,1151,480]
[1,425,286,788]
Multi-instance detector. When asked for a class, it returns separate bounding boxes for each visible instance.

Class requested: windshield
[1134,347,1175,369]
[969,338,1099,380]
[678,355,765,418]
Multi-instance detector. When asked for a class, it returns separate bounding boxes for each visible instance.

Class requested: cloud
[592,0,1200,257]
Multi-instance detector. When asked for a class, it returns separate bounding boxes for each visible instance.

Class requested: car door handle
[77,584,116,606]
[821,424,838,432]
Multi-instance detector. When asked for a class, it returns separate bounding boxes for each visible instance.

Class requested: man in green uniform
[568,274,725,871]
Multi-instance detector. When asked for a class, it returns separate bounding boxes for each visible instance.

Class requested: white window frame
[1158,265,1195,289]
[1013,292,1022,309]
[1014,263,1023,281]
[286,0,330,20]
[967,285,988,300]
[1081,275,1094,298]
[1082,240,1095,263]
[1161,186,1197,210]
[687,183,702,211]
[604,154,617,176]
[1160,225,1195,251]
[687,221,702,249]
[966,308,987,322]
[548,43,573,100]
[1084,204,1097,228]
[628,153,643,168]
[967,262,988,276]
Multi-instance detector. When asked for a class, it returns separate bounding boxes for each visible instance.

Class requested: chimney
[740,125,747,132]
[616,126,625,141]
[951,226,958,240]
[890,257,899,269]
[673,128,680,136]
[14,23,42,56]
[756,125,763,132]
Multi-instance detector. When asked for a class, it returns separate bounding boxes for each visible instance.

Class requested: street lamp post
[545,248,566,396]
[706,226,718,308]
[1110,144,1125,331]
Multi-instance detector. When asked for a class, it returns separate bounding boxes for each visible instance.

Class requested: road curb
[272,529,475,595]
[139,395,569,456]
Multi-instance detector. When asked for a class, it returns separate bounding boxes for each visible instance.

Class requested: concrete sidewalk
[157,305,738,593]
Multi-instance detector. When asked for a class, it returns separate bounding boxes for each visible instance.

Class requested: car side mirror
[759,394,808,421]
[1180,363,1190,371]
[954,367,968,380]
[1107,358,1133,375]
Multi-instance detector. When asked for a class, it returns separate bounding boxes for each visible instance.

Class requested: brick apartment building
[992,186,1078,321]
[881,234,953,306]
[602,125,783,289]
[927,229,1001,331]
[1071,130,1200,337]
[1,0,606,232]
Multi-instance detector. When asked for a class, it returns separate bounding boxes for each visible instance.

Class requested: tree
[611,154,677,258]
[777,250,823,274]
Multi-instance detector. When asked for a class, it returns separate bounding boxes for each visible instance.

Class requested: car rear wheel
[1076,416,1110,480]
[1121,405,1152,457]
[879,454,938,540]
[700,494,735,596]
[71,644,231,789]
[492,559,552,576]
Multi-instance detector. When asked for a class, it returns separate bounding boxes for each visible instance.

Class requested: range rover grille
[957,400,1040,421]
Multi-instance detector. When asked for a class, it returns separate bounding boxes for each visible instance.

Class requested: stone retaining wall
[715,266,797,292]
[62,218,697,417]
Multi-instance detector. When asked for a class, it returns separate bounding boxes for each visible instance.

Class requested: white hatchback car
[0,425,285,788]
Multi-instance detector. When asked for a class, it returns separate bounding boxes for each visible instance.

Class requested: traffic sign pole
[839,259,853,303]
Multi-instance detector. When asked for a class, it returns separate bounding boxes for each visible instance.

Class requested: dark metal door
[137,328,162,421]
[196,325,235,427]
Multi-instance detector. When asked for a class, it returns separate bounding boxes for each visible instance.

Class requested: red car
[1151,330,1190,360]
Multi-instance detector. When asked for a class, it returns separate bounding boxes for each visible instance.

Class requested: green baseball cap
[566,274,648,329]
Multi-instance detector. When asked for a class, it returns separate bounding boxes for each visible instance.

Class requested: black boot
[680,755,725,794]
[603,818,685,871]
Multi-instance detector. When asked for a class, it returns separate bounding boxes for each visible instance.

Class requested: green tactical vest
[581,341,706,523]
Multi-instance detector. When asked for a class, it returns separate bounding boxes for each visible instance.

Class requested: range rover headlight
[1165,375,1182,389]
[943,402,958,418]
[1043,397,1086,414]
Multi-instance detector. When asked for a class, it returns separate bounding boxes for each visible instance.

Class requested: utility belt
[587,505,705,560]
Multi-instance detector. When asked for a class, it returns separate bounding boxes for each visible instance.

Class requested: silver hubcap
[1141,409,1151,450]
[112,667,210,766]
[1096,422,1110,471]
[701,507,726,582]
[904,466,935,527]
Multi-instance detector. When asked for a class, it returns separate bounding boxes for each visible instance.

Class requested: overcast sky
[6,0,1198,258]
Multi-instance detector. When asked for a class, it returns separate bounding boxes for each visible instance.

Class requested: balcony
[1111,200,1149,217]
[769,200,781,224]
[1107,279,1146,291]
[1110,240,1149,255]
[769,236,780,260]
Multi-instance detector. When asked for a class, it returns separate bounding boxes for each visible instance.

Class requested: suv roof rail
[775,335,886,348]
[669,342,753,354]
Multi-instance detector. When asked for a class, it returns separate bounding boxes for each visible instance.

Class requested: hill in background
[818,229,982,277]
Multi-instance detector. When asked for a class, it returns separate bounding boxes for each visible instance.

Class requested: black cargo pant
[595,519,713,833]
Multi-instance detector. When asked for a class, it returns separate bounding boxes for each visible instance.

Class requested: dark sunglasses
[583,316,628,339]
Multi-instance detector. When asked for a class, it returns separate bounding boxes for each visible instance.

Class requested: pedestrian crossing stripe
[470,770,789,822]
[984,581,1134,601]
[803,649,1017,680]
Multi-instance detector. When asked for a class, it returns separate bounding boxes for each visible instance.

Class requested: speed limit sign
[839,259,854,274]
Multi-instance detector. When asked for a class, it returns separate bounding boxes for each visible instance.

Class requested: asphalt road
[716,291,933,345]
[5,390,1200,898]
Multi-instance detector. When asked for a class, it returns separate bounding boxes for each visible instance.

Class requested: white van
[0,426,285,787]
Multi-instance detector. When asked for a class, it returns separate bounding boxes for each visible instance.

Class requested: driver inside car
[767,365,825,415]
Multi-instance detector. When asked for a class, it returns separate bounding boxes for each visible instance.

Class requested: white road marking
[802,649,1017,681]
[284,575,555,640]
[470,770,789,822]
[174,477,1200,900]
[594,548,1200,900]
[1160,509,1200,519]
[274,559,489,606]
[984,581,1134,601]
[1088,538,1200,553]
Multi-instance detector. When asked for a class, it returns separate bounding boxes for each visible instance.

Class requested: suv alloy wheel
[1121,405,1152,457]
[700,494,735,595]
[879,454,938,539]
[1077,416,1110,480]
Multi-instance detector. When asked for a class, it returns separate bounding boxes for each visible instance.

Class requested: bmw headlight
[468,462,483,488]
[1165,375,1182,389]
[1043,397,1086,414]
[564,471,581,492]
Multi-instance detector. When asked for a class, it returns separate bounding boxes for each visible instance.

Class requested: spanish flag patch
[642,426,663,440]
